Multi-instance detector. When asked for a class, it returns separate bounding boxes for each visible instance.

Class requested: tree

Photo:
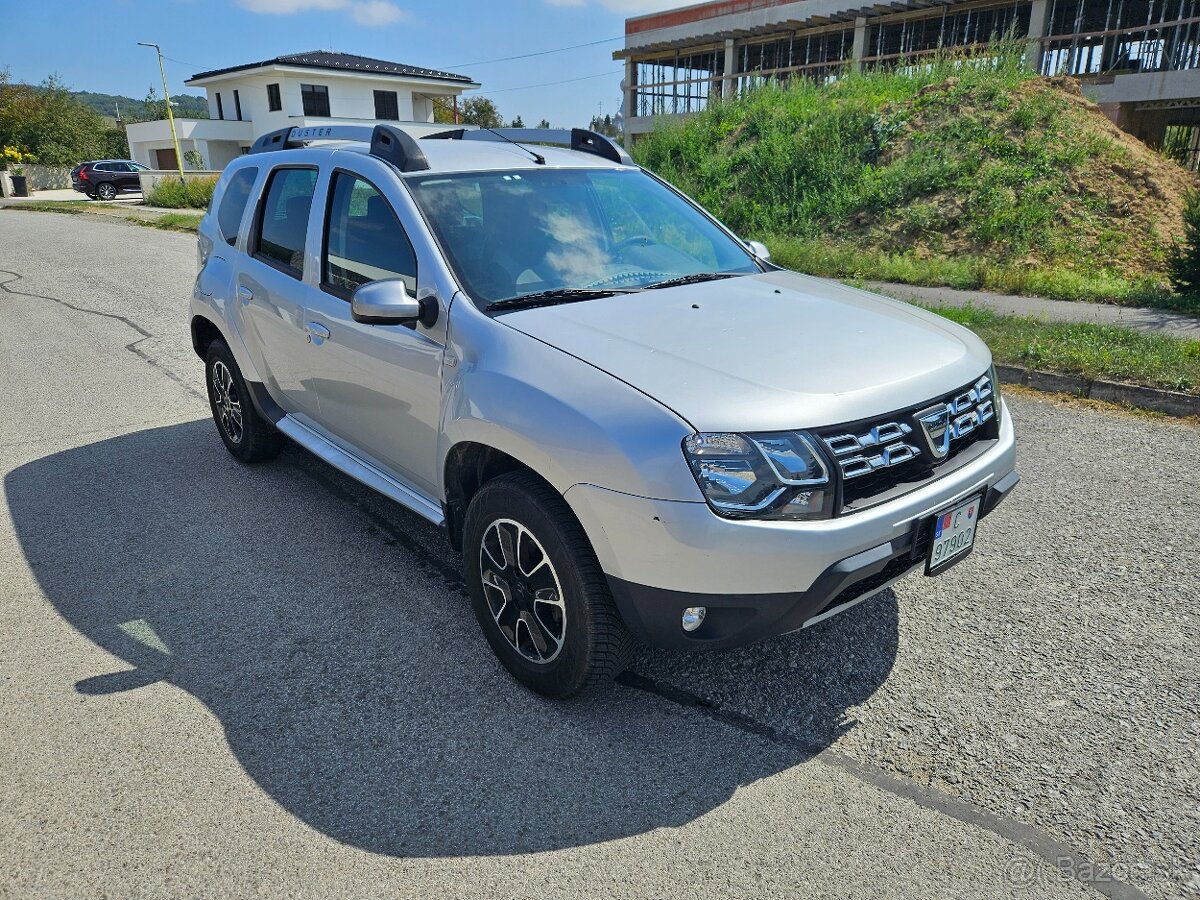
[508,115,524,128]
[587,113,620,139]
[460,97,502,130]
[184,148,205,170]
[1169,189,1200,296]
[433,97,458,125]
[0,70,116,165]
[537,118,551,129]
[140,86,170,122]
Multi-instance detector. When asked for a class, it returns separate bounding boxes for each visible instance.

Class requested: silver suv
[191,124,1018,698]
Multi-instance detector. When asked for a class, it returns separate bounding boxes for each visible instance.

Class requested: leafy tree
[508,115,524,128]
[587,113,620,139]
[0,69,116,165]
[433,97,457,124]
[460,97,502,129]
[140,86,170,122]
[537,118,551,129]
[184,148,205,170]
[1169,190,1200,296]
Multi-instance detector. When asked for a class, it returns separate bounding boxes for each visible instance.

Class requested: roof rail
[424,127,633,166]
[249,124,430,172]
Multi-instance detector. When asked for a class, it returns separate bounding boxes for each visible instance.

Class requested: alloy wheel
[480,518,567,664]
[210,360,244,444]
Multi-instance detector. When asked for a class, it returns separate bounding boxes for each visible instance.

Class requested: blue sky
[1,0,678,126]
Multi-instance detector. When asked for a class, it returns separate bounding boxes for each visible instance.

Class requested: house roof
[188,51,475,86]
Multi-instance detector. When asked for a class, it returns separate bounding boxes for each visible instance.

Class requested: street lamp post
[137,42,186,184]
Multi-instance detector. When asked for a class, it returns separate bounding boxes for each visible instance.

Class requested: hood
[498,271,992,432]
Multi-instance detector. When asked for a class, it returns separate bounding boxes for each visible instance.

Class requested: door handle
[237,285,253,304]
[305,322,331,341]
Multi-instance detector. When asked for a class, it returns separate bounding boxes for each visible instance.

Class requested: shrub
[1168,189,1200,297]
[145,176,217,209]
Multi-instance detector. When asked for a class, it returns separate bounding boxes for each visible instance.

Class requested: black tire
[205,340,285,463]
[463,471,635,699]
[95,182,117,201]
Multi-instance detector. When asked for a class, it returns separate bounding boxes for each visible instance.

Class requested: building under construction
[616,0,1200,153]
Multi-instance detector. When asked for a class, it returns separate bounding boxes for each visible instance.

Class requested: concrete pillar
[623,57,635,148]
[1025,0,1051,73]
[723,38,737,98]
[851,17,869,72]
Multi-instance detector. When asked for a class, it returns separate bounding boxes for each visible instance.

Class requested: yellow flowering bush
[2,145,33,174]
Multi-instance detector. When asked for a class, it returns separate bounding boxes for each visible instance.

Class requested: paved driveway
[0,211,1195,900]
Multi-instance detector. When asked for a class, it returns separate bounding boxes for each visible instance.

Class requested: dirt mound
[865,75,1196,276]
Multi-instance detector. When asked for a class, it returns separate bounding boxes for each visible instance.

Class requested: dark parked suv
[71,160,149,201]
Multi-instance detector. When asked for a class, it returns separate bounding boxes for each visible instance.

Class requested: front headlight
[683,431,832,520]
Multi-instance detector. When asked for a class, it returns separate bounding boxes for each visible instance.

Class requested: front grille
[815,373,998,513]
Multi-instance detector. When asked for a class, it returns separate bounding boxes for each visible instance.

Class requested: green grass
[144,176,217,209]
[5,201,90,214]
[766,235,1192,311]
[927,304,1200,393]
[3,202,200,233]
[132,212,202,232]
[633,41,1196,312]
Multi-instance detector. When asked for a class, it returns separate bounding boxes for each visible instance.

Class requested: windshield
[407,168,759,308]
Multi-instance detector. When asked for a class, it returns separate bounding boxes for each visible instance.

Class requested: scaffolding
[628,1,1039,119]
[1039,0,1200,74]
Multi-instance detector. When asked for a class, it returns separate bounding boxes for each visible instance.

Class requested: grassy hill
[632,45,1198,311]
[72,91,209,121]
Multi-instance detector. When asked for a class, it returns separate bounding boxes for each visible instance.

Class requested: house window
[233,89,242,121]
[215,92,224,120]
[267,83,282,112]
[301,84,330,117]
[373,90,399,121]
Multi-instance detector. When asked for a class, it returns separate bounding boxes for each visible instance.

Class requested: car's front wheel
[205,340,285,463]
[463,472,634,699]
[95,182,117,201]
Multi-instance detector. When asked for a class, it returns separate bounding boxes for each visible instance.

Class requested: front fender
[439,307,702,503]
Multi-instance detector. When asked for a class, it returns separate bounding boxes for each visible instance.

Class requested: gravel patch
[637,392,1200,900]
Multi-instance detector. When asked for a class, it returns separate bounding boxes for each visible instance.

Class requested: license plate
[926,495,981,575]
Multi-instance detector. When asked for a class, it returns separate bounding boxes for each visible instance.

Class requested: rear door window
[217,167,259,246]
[322,171,417,296]
[254,167,317,276]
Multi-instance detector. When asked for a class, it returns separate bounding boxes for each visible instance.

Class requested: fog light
[682,607,706,632]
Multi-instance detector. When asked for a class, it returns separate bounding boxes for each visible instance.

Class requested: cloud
[349,0,406,24]
[543,0,684,10]
[236,0,408,25]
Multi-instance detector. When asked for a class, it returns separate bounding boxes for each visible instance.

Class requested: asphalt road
[1,211,1196,900]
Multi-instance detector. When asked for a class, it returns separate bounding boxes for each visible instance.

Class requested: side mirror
[744,239,772,262]
[351,279,438,327]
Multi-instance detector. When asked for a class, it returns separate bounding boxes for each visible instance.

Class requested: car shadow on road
[7,421,899,857]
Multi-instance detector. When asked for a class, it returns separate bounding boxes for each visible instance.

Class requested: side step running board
[274,415,446,527]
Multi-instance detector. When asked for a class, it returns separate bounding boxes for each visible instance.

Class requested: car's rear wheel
[463,472,634,699]
[204,340,285,463]
[95,182,117,201]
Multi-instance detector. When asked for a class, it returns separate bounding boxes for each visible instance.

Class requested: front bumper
[564,400,1018,650]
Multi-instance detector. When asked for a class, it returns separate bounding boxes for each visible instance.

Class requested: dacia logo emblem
[916,403,952,460]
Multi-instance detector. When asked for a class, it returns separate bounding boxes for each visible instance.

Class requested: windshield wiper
[486,288,637,312]
[644,272,741,291]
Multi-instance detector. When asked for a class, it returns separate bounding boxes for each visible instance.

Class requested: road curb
[995,363,1199,417]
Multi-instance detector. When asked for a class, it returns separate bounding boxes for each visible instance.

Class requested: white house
[126,50,480,170]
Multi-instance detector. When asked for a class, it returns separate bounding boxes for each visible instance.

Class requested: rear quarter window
[216,167,259,247]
